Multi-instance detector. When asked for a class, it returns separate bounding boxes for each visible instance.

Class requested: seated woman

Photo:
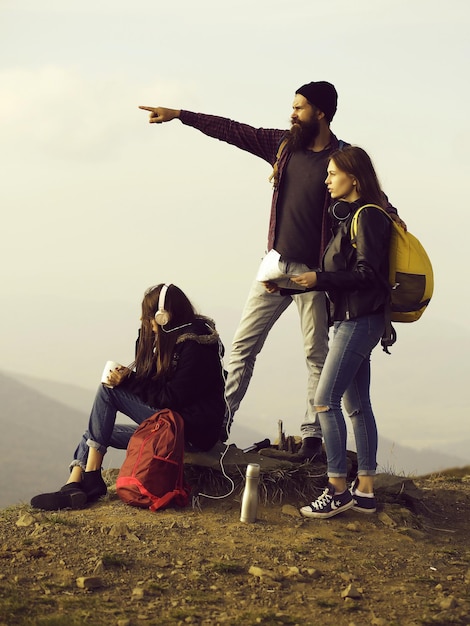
[31,283,226,511]
[270,146,392,518]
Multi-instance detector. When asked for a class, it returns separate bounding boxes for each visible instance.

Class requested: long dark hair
[328,146,385,208]
[134,283,197,380]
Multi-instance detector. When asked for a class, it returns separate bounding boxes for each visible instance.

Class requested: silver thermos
[240,463,260,523]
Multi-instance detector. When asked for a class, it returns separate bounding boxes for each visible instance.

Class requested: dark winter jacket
[123,316,226,451]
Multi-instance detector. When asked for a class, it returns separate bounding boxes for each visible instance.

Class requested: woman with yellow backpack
[272,146,392,519]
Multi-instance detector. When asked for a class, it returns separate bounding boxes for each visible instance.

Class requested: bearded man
[140,81,398,460]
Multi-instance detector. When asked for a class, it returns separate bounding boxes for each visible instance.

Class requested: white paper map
[256,249,285,281]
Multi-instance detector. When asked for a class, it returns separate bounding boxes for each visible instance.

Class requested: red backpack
[116,409,189,511]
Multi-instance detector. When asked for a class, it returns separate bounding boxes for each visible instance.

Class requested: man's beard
[286,118,320,151]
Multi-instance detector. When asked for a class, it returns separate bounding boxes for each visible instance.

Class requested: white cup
[101,360,122,388]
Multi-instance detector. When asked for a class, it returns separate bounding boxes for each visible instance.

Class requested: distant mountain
[0,372,127,508]
[375,437,468,477]
[1,370,467,508]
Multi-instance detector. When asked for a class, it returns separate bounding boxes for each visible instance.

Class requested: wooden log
[286,435,297,454]
[277,419,286,450]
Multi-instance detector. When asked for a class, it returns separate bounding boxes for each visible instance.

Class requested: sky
[1,0,469,461]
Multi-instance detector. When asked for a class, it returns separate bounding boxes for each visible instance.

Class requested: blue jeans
[314,313,385,478]
[224,266,329,439]
[70,384,159,469]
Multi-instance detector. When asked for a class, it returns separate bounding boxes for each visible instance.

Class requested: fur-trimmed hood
[175,315,221,347]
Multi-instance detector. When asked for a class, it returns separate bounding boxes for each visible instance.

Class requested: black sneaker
[300,483,354,519]
[30,483,87,511]
[350,478,377,514]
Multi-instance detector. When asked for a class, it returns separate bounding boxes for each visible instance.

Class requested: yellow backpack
[351,204,434,351]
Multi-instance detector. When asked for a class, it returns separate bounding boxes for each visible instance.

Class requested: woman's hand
[291,272,318,289]
[107,366,131,388]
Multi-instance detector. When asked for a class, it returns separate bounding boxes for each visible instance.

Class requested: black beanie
[295,81,338,122]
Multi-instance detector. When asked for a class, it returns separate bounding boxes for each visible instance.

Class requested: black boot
[290,437,323,463]
[81,470,107,502]
[30,482,87,511]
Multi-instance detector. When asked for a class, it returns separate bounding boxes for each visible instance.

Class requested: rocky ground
[0,460,469,626]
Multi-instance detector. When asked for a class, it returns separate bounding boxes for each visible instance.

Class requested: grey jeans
[224,260,329,439]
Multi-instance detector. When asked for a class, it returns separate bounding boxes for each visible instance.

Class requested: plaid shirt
[179,111,395,264]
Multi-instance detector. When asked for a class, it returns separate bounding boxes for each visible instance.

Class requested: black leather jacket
[316,204,391,322]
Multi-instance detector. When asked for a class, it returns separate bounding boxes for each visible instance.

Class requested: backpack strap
[268,137,289,189]
[380,322,396,354]
[350,203,387,246]
[350,203,396,354]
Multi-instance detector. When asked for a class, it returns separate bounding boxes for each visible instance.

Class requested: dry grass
[183,462,328,505]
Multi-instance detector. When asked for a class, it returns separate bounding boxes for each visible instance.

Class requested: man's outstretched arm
[139,105,285,164]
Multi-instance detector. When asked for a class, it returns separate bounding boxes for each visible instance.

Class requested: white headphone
[154,283,192,333]
[154,284,171,326]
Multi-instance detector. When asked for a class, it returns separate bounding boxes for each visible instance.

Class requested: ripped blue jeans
[314,313,385,478]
